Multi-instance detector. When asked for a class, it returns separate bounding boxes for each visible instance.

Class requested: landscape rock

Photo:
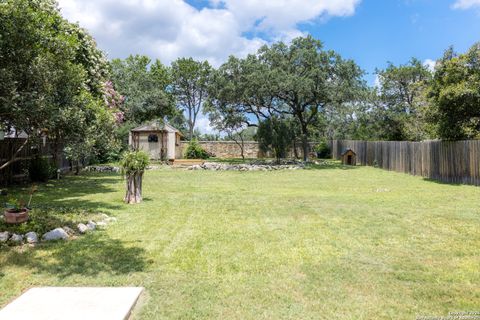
[10,234,24,243]
[188,161,305,172]
[25,232,38,244]
[62,226,76,236]
[96,221,107,228]
[100,213,110,219]
[83,165,120,173]
[104,217,117,223]
[0,231,10,242]
[86,221,96,231]
[42,228,69,241]
[77,223,89,234]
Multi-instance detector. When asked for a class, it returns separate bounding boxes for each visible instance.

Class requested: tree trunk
[232,137,245,161]
[75,161,80,175]
[124,171,144,204]
[301,133,309,162]
[188,125,193,141]
[293,140,299,159]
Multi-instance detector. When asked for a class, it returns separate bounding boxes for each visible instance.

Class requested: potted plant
[3,185,37,224]
[4,198,29,224]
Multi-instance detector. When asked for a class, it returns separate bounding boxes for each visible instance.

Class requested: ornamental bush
[184,140,210,159]
[119,150,150,175]
[314,141,331,159]
[120,150,150,204]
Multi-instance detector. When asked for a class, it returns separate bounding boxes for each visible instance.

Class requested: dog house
[341,148,356,165]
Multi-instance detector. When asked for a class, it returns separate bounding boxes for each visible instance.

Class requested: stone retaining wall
[179,141,262,158]
[179,141,318,159]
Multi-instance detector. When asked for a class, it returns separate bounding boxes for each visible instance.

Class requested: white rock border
[0,214,117,247]
[188,162,306,171]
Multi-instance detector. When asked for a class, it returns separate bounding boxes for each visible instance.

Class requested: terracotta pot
[3,208,29,224]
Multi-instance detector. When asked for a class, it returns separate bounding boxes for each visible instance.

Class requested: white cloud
[195,114,216,134]
[423,59,436,72]
[57,0,361,66]
[452,0,480,9]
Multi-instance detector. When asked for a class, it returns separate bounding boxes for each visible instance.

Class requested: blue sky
[187,0,480,83]
[58,0,480,85]
[57,0,480,131]
[306,0,480,82]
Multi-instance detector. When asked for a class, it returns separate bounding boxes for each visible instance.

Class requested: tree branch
[0,137,29,171]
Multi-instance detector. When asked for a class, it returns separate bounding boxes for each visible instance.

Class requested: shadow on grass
[422,177,471,187]
[1,232,148,278]
[2,172,124,212]
[0,208,102,236]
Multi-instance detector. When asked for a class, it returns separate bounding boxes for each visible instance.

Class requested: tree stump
[124,171,144,204]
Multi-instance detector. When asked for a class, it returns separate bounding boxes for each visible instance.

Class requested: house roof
[341,148,356,156]
[131,120,183,136]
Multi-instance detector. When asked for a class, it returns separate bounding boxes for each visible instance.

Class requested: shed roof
[341,148,356,156]
[131,120,182,136]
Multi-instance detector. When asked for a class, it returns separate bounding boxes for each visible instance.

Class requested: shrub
[119,150,150,175]
[184,140,210,159]
[256,117,293,161]
[314,141,331,159]
[29,156,54,182]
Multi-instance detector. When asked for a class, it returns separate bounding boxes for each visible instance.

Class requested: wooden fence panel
[331,139,480,186]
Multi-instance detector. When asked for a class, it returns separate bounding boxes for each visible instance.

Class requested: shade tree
[429,44,480,139]
[0,0,119,171]
[207,36,365,160]
[171,58,212,140]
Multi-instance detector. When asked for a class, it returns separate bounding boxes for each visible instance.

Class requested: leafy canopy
[110,55,176,124]
[171,57,212,140]
[0,0,118,169]
[120,150,150,175]
[208,36,365,160]
[429,44,480,140]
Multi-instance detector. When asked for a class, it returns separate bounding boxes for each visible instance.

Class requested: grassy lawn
[1,163,479,319]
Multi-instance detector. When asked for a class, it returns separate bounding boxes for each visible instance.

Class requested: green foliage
[0,0,118,170]
[110,55,176,124]
[208,36,365,160]
[314,141,331,159]
[256,117,293,161]
[5,197,25,211]
[373,58,433,141]
[184,140,210,159]
[120,150,150,175]
[429,44,480,139]
[29,156,54,182]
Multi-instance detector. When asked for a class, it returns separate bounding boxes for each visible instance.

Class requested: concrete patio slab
[0,287,144,320]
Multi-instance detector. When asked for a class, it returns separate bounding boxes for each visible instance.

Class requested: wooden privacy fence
[0,138,70,185]
[331,140,480,185]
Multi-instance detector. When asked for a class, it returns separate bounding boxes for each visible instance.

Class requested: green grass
[1,164,479,319]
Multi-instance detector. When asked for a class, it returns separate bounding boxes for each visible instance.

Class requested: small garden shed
[129,121,183,160]
[341,148,356,166]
